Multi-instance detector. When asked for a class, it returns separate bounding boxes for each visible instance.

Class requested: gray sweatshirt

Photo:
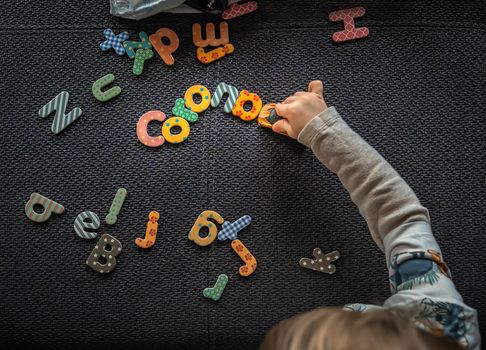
[298,107,480,349]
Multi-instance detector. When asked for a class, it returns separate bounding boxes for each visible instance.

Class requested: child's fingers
[282,95,299,104]
[272,119,292,136]
[275,103,291,117]
[308,80,324,97]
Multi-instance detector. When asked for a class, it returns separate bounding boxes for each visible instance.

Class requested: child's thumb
[308,80,324,97]
[272,119,292,136]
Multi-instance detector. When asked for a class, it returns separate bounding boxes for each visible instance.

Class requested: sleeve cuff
[297,106,341,147]
[383,221,440,269]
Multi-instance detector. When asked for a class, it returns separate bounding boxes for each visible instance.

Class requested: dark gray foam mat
[0,1,485,349]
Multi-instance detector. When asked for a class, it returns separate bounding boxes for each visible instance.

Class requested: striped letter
[210,82,239,113]
[74,211,101,239]
[25,193,64,223]
[38,91,82,134]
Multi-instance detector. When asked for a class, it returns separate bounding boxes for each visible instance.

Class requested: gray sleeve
[297,107,430,251]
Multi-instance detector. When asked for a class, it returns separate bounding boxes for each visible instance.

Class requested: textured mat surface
[0,1,485,349]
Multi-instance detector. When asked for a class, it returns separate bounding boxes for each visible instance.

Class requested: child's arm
[275,81,480,349]
[274,80,429,252]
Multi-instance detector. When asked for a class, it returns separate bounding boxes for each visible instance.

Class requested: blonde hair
[260,307,461,350]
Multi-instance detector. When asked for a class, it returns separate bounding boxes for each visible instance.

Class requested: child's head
[260,307,461,350]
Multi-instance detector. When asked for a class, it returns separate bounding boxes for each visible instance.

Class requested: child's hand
[273,80,328,139]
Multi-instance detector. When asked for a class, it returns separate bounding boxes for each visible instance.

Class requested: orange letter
[192,22,229,47]
[188,210,224,246]
[149,28,179,65]
[135,211,160,248]
[231,239,257,277]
